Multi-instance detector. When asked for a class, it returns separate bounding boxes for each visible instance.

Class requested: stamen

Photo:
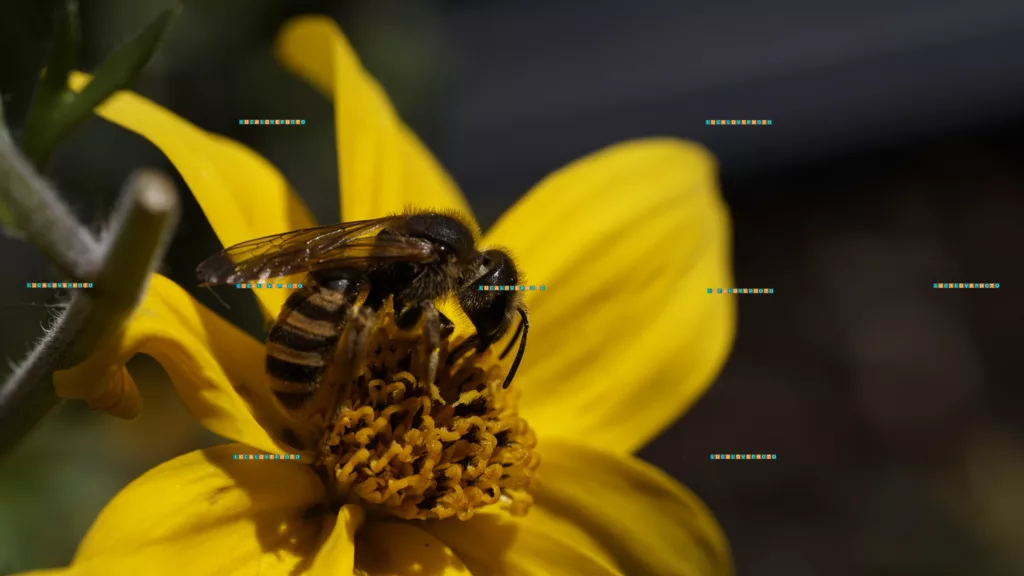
[317,308,539,520]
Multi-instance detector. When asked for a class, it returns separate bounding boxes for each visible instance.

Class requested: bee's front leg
[446,333,479,369]
[394,300,453,335]
[437,311,455,340]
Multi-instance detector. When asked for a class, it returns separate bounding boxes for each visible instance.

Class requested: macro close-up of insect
[4,2,1023,574]
[195,210,530,444]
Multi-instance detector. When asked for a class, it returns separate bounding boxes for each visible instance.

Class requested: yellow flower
[25,16,736,576]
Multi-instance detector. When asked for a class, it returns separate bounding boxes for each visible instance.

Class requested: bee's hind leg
[333,306,377,393]
[395,300,444,390]
[317,305,377,465]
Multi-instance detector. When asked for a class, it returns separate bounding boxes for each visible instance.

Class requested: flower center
[315,307,539,521]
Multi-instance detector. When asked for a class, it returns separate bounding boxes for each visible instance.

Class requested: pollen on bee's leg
[318,308,539,521]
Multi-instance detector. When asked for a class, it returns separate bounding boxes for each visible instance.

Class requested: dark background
[2,1,1023,574]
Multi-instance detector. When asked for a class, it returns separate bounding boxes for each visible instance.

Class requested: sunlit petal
[306,505,364,576]
[274,16,471,222]
[68,71,315,319]
[484,139,736,453]
[54,274,296,454]
[533,440,733,576]
[73,444,329,575]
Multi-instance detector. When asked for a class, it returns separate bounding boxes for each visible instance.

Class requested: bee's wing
[196,217,434,285]
[305,234,436,269]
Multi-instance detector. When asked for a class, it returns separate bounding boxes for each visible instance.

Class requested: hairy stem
[0,114,178,458]
[0,106,101,280]
[69,170,179,366]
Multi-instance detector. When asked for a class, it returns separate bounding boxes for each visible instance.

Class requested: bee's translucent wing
[196,217,435,285]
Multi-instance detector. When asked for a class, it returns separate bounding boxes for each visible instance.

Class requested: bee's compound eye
[482,254,494,268]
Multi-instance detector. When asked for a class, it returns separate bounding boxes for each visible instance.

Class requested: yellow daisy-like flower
[24,16,736,576]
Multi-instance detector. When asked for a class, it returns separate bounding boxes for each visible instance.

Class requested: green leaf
[20,0,81,170]
[21,3,181,170]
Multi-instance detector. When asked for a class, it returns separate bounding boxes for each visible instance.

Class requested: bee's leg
[395,300,441,389]
[329,306,377,410]
[363,285,388,311]
[394,299,421,330]
[394,301,451,335]
[438,311,455,340]
[446,334,479,368]
[318,305,377,462]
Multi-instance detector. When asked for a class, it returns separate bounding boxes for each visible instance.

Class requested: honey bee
[196,211,529,418]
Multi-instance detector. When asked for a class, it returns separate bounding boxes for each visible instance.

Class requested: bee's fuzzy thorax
[399,205,482,242]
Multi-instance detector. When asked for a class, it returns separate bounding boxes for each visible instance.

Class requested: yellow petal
[484,138,736,453]
[427,505,624,575]
[533,440,733,576]
[71,444,331,575]
[274,16,471,222]
[14,510,364,576]
[54,274,294,455]
[352,521,472,575]
[11,561,103,569]
[307,505,364,576]
[67,71,315,319]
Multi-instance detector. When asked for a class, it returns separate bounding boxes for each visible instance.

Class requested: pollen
[317,309,539,521]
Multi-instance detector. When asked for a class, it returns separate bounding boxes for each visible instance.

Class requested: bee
[196,211,529,417]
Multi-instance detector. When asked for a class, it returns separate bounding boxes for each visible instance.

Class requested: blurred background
[2,0,1024,574]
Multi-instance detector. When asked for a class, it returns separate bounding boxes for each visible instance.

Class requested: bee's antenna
[501,307,529,389]
[204,285,232,310]
[499,313,526,360]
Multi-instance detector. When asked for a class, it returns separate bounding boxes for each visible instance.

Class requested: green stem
[0,104,101,281]
[0,123,179,457]
[69,170,179,366]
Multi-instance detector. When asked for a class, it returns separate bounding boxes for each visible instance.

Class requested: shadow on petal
[427,506,623,575]
[54,275,294,455]
[354,521,472,575]
[66,444,339,576]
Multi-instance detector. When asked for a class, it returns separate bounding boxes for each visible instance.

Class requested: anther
[316,308,538,520]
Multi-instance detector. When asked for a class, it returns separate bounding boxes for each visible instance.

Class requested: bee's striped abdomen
[266,276,356,409]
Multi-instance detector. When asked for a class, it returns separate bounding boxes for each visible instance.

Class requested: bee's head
[475,249,518,287]
[457,248,528,390]
[459,248,520,337]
